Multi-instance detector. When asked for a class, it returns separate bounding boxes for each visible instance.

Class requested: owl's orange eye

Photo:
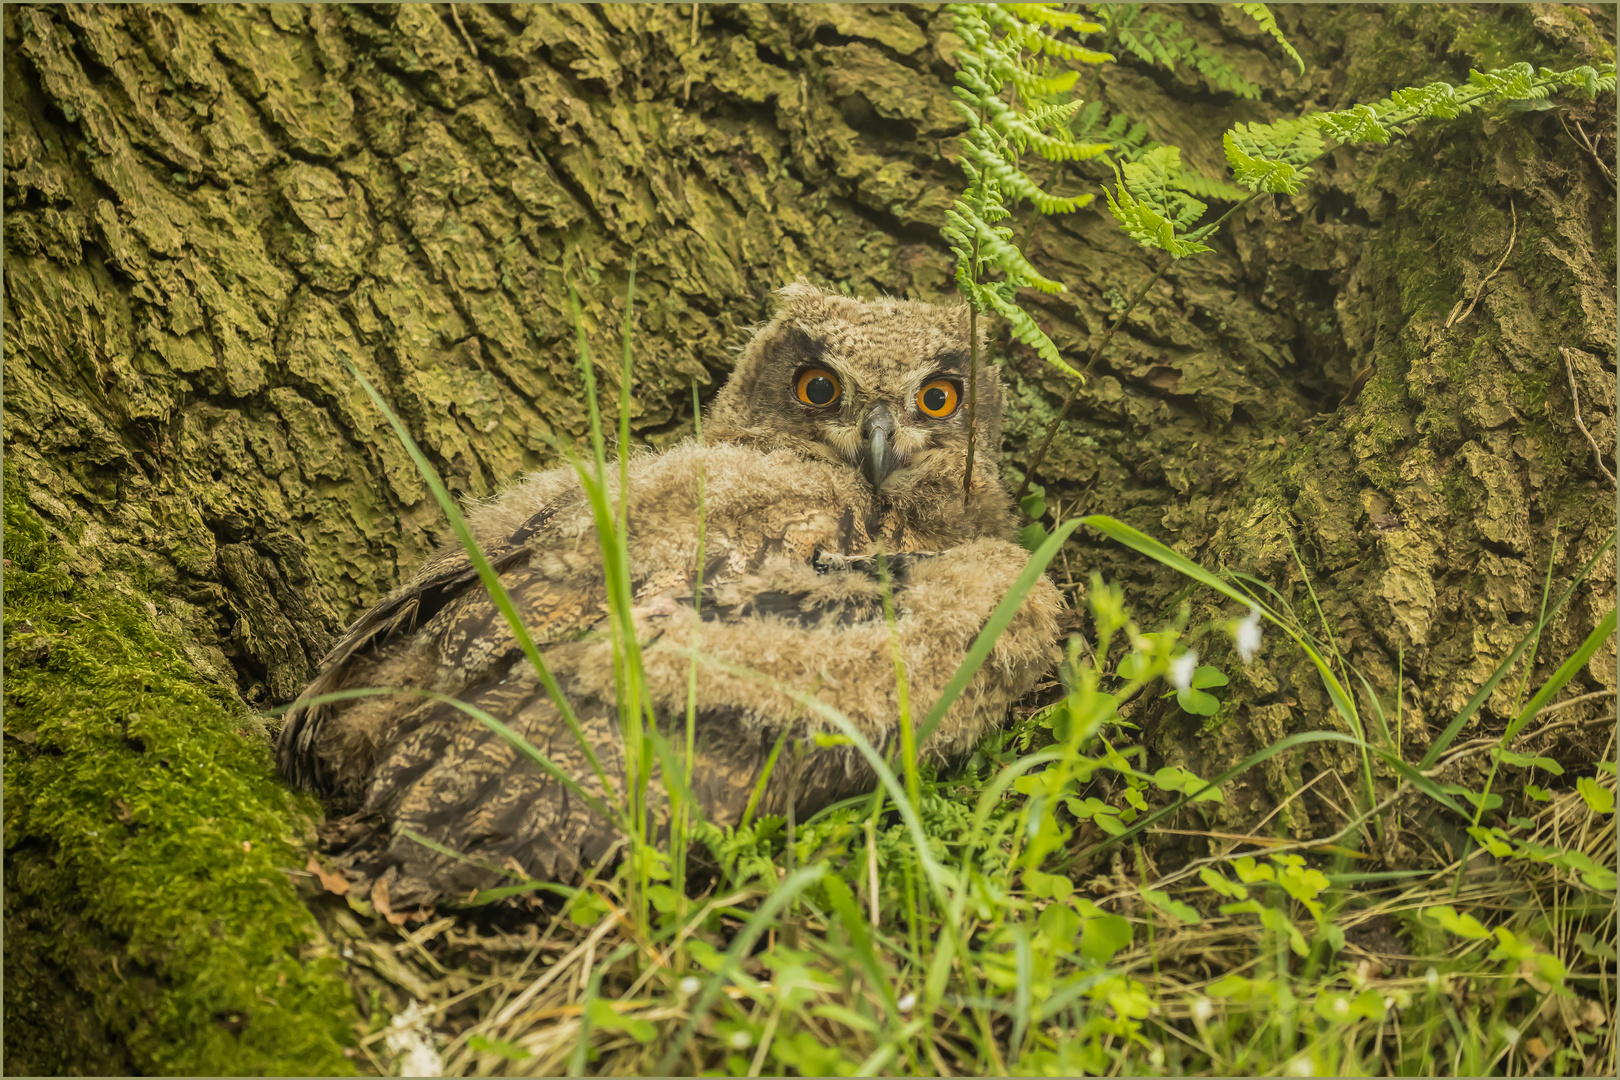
[795,368,842,407]
[916,379,960,418]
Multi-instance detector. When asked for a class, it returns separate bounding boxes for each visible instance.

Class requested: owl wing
[275,497,590,793]
[298,536,1060,914]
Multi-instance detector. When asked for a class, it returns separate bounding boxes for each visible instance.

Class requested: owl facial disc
[859,402,899,490]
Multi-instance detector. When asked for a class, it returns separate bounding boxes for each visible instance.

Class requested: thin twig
[1430,692,1619,773]
[866,816,880,928]
[964,302,980,505]
[1561,346,1618,487]
[1444,199,1517,329]
[1559,112,1616,188]
[1012,258,1172,503]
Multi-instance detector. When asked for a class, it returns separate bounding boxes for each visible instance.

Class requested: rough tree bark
[3,3,1613,1073]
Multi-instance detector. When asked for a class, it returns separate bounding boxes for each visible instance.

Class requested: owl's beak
[859,403,898,490]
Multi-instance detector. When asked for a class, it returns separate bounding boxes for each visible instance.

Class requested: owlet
[277,282,1064,911]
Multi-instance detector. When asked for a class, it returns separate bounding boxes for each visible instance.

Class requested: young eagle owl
[278,283,1063,910]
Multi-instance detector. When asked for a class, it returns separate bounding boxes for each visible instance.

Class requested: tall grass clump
[289,254,1617,1077]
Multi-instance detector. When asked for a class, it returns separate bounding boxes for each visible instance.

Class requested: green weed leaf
[1577,776,1615,814]
[1424,904,1492,939]
[1141,886,1201,925]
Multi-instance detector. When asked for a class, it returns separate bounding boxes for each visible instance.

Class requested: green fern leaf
[1386,82,1462,120]
[1104,161,1214,259]
[1226,118,1324,165]
[981,287,1082,377]
[1004,2,1104,35]
[952,203,1067,293]
[1121,146,1208,228]
[1311,103,1390,144]
[985,6,1113,64]
[1234,3,1305,75]
[1468,62,1536,99]
[1008,65,1081,99]
[1171,170,1251,204]
[1222,131,1308,195]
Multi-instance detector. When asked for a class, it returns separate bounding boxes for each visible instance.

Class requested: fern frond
[1536,63,1615,98]
[1021,99,1090,132]
[1385,82,1462,119]
[1311,103,1390,145]
[1106,9,1262,99]
[1124,147,1209,228]
[1171,170,1251,205]
[949,203,1067,293]
[1226,118,1324,165]
[1220,61,1616,197]
[1222,131,1309,194]
[1007,64,1082,100]
[1004,3,1105,35]
[1234,3,1305,75]
[1104,182,1214,259]
[992,16,1115,65]
[1006,120,1114,163]
[989,290,1083,377]
[1104,150,1215,257]
[1468,62,1536,100]
[962,139,1095,215]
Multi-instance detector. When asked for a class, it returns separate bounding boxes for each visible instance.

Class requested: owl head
[705,282,1013,540]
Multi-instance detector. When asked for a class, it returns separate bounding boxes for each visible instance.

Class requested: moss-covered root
[2,479,358,1075]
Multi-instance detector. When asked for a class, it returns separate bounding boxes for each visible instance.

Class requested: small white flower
[400,1043,445,1078]
[678,976,701,996]
[1286,1054,1316,1076]
[1503,1025,1520,1045]
[384,1001,444,1077]
[1234,603,1264,662]
[728,1030,752,1050]
[1425,966,1440,990]
[1170,650,1198,691]
[1191,998,1213,1025]
[897,992,916,1013]
[1332,997,1350,1017]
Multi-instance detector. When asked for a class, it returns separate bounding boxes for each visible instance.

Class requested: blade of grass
[566,277,657,935]
[675,377,709,936]
[1085,514,1394,795]
[916,518,1085,746]
[344,360,621,809]
[1419,530,1615,769]
[739,727,793,830]
[1507,605,1617,745]
[1282,529,1379,826]
[570,942,638,1076]
[876,548,922,815]
[653,863,828,1074]
[1449,529,1567,893]
[1069,730,1471,868]
[1010,925,1034,1064]
[670,645,954,901]
[271,686,618,826]
[817,874,904,1027]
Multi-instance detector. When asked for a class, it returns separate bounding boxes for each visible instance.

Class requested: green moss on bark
[2,474,357,1076]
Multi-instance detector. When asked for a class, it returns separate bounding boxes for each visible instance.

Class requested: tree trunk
[3,3,1613,1072]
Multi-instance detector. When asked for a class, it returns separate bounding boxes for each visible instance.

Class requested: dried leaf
[371,877,419,926]
[306,854,351,897]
